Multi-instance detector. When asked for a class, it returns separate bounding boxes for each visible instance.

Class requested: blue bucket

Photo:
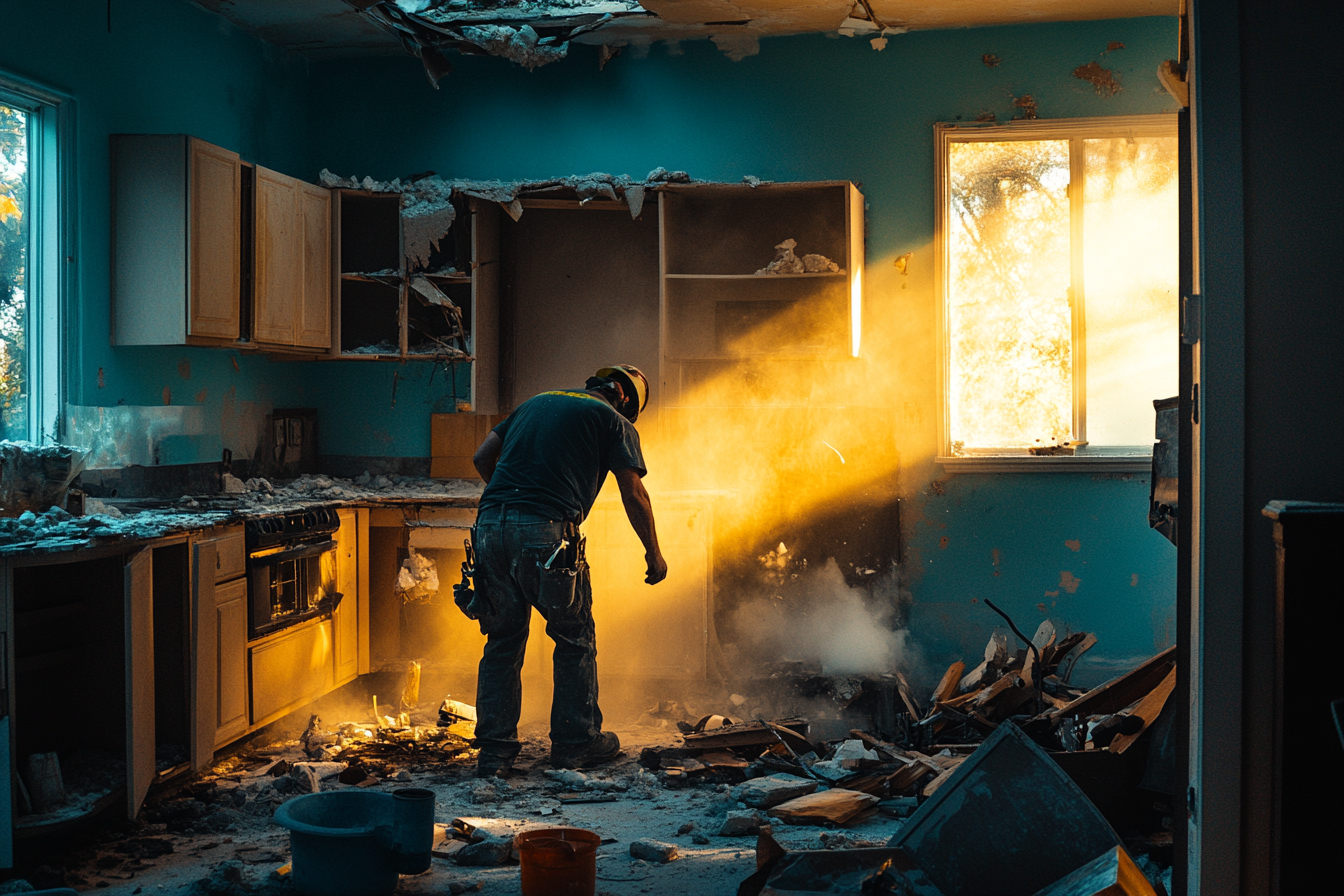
[274,791,398,896]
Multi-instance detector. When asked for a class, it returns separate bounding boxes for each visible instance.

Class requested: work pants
[471,505,600,765]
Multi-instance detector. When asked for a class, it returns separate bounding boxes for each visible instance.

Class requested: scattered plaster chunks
[802,253,840,273]
[733,774,820,809]
[718,809,768,836]
[220,473,246,494]
[455,835,513,867]
[757,239,805,274]
[629,838,679,863]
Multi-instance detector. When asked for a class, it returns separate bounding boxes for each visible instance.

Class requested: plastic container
[273,791,397,896]
[388,788,435,874]
[517,826,601,896]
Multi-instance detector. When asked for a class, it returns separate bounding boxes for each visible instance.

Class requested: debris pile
[755,238,841,275]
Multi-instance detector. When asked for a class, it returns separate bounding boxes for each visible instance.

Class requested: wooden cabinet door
[254,166,300,345]
[215,579,249,744]
[334,510,359,684]
[124,549,155,820]
[188,139,241,339]
[190,541,217,769]
[297,183,332,349]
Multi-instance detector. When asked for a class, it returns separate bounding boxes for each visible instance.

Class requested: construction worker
[467,364,667,777]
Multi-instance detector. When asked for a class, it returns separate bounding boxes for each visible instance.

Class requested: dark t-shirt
[477,389,646,523]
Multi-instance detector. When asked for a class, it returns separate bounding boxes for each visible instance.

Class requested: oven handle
[248,539,337,565]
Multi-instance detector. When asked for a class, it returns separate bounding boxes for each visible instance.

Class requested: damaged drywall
[363,0,651,75]
[1074,60,1122,96]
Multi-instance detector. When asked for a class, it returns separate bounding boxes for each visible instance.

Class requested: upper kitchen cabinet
[111,135,241,345]
[331,190,498,412]
[657,181,864,408]
[254,166,331,350]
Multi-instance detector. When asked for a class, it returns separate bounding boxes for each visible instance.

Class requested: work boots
[550,731,621,769]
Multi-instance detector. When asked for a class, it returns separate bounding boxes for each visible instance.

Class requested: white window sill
[936,454,1153,473]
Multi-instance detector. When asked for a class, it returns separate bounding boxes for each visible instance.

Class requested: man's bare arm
[613,467,667,585]
[473,431,503,484]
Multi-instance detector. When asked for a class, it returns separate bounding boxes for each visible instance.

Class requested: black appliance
[245,507,342,639]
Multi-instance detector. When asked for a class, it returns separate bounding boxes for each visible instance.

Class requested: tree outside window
[0,101,27,438]
[939,117,1179,457]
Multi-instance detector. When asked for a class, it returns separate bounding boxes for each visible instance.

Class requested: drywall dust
[727,558,913,676]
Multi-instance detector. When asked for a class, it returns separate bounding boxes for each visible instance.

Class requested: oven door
[247,538,341,640]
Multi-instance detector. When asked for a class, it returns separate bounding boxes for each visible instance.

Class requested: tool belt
[452,524,496,620]
[536,521,586,613]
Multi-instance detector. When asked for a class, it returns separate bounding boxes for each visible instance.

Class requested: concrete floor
[10,721,907,895]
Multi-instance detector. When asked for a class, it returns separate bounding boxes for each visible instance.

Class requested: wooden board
[1031,845,1157,896]
[1108,666,1177,755]
[767,788,879,826]
[930,661,965,706]
[1048,647,1176,721]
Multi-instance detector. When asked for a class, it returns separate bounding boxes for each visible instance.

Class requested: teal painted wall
[1,0,315,465]
[302,19,1179,680]
[1,5,1178,678]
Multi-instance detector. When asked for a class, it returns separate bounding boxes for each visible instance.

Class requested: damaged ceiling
[193,0,1178,67]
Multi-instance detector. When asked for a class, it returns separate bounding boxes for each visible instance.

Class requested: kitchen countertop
[0,473,484,560]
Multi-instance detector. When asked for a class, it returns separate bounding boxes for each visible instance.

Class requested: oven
[245,507,343,640]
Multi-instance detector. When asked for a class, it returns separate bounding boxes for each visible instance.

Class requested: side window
[938,117,1179,457]
[0,77,66,443]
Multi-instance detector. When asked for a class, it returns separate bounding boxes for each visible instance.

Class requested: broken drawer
[207,529,246,582]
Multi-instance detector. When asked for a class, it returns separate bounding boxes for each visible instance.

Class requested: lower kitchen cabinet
[214,579,248,743]
[333,509,364,685]
[1,537,200,857]
[250,619,335,725]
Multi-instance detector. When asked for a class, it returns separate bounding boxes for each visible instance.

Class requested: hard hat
[595,364,650,422]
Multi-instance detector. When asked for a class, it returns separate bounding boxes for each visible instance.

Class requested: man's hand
[645,550,668,585]
[614,467,666,586]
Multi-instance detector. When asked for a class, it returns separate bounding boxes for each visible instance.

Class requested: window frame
[934,114,1178,472]
[0,72,72,444]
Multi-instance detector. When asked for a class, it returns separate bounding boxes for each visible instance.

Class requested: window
[936,116,1178,461]
[0,75,66,443]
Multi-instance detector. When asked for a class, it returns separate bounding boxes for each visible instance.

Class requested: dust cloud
[726,559,914,677]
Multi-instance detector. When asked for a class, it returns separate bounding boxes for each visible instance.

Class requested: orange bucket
[516,826,601,896]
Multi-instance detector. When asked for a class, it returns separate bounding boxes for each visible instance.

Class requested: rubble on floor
[13,636,1176,893]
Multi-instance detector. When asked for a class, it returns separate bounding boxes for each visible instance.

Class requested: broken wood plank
[767,789,880,826]
[893,670,924,720]
[1107,665,1178,755]
[682,719,810,753]
[929,662,966,708]
[1048,647,1176,721]
[1032,845,1158,896]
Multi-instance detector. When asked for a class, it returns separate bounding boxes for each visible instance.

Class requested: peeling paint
[1044,589,1059,598]
[1105,41,1125,52]
[938,536,948,550]
[1059,570,1081,593]
[991,547,1001,576]
[162,387,172,405]
[195,388,208,404]
[97,368,105,389]
[929,479,945,496]
[1011,94,1038,119]
[1073,61,1122,96]
[1036,602,1047,613]
[1131,573,1139,587]
[982,52,1001,67]
[178,359,192,380]
[1065,538,1080,552]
